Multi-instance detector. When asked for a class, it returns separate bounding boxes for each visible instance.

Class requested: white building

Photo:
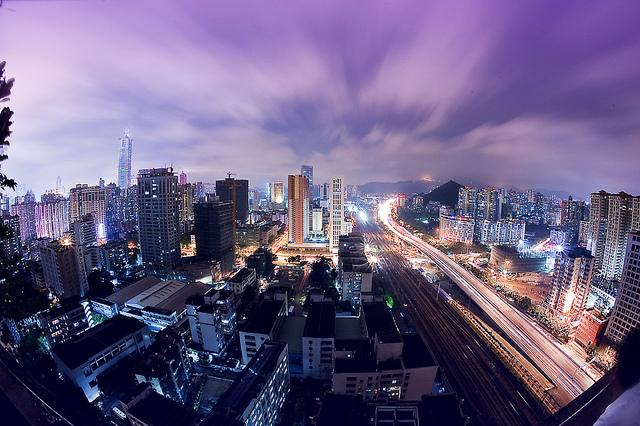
[479,219,525,246]
[226,267,256,295]
[438,207,474,244]
[605,231,640,344]
[239,300,287,365]
[52,316,152,402]
[186,289,236,357]
[545,247,594,322]
[329,176,347,252]
[303,302,335,379]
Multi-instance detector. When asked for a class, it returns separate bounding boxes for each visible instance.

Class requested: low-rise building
[205,341,290,426]
[489,245,547,273]
[239,300,287,365]
[575,308,608,347]
[117,383,198,426]
[227,267,256,295]
[303,302,336,379]
[52,315,152,402]
[39,299,93,347]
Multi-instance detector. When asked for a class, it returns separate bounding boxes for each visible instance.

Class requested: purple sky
[2,0,640,198]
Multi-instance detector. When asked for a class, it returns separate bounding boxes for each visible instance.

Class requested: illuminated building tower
[0,212,21,259]
[10,190,37,243]
[216,176,249,223]
[194,197,235,273]
[287,174,310,244]
[544,247,594,322]
[270,181,284,205]
[118,130,133,190]
[39,238,89,299]
[178,183,195,234]
[179,171,187,186]
[37,193,70,240]
[301,165,313,197]
[604,231,640,344]
[601,192,640,280]
[137,168,180,271]
[69,184,108,239]
[587,191,610,270]
[329,176,346,251]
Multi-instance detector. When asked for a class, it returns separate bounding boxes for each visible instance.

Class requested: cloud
[1,0,639,198]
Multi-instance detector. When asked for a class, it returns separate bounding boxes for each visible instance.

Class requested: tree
[0,275,49,321]
[0,62,16,238]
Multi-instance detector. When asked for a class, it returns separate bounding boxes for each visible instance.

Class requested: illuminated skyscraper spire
[117,129,133,189]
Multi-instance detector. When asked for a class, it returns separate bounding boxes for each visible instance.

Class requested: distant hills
[422,180,463,207]
[358,180,439,195]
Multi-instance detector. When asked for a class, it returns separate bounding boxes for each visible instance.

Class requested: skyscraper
[193,197,235,272]
[587,190,610,270]
[301,165,313,192]
[605,231,640,344]
[137,168,180,271]
[287,174,310,244]
[329,176,346,251]
[118,130,133,190]
[270,181,284,205]
[601,192,640,279]
[215,177,249,223]
[69,184,108,238]
[545,247,594,321]
[179,171,187,186]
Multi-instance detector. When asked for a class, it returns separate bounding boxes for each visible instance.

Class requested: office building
[186,289,236,358]
[134,327,193,404]
[438,207,474,244]
[545,247,594,321]
[216,177,249,223]
[178,182,195,234]
[338,233,373,306]
[270,181,284,205]
[287,174,310,244]
[52,315,152,402]
[604,231,640,344]
[137,168,180,271]
[301,164,313,193]
[206,341,289,426]
[193,197,235,272]
[118,130,133,190]
[601,192,640,279]
[239,300,287,364]
[39,238,89,299]
[179,171,188,186]
[329,176,347,251]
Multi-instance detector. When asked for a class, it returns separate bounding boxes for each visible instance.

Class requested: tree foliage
[0,62,16,239]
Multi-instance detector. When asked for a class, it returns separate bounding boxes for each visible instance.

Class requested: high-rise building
[329,176,346,251]
[438,207,474,244]
[604,231,640,345]
[72,214,97,246]
[193,197,235,272]
[301,164,313,192]
[545,247,594,321]
[216,177,249,223]
[11,194,37,243]
[270,181,284,204]
[39,238,89,299]
[601,192,640,280]
[287,174,310,244]
[338,233,373,306]
[178,171,187,186]
[0,212,21,259]
[69,184,108,238]
[36,194,70,240]
[178,183,195,234]
[137,168,180,271]
[117,130,133,190]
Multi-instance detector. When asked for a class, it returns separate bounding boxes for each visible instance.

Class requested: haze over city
[2,0,640,197]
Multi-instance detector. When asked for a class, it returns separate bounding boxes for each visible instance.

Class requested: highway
[378,199,594,405]
[361,218,544,425]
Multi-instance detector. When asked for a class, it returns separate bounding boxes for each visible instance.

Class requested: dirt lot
[496,272,552,305]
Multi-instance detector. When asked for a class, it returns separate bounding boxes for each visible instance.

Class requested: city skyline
[2,0,640,197]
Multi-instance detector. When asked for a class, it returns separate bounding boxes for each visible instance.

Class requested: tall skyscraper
[118,130,133,190]
[137,168,180,271]
[605,231,640,344]
[179,171,187,186]
[270,181,284,204]
[178,183,195,234]
[37,193,70,240]
[287,175,310,244]
[0,212,21,259]
[329,176,346,251]
[545,247,594,321]
[301,165,313,192]
[193,197,235,272]
[587,190,610,270]
[216,177,249,223]
[601,192,640,279]
[39,238,89,299]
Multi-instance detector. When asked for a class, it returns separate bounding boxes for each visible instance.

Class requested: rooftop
[362,302,402,343]
[240,300,284,334]
[304,302,336,338]
[127,387,197,426]
[227,267,255,283]
[106,276,162,306]
[124,280,210,314]
[401,333,436,368]
[275,316,306,354]
[53,315,147,369]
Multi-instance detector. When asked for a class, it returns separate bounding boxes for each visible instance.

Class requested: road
[361,218,544,425]
[378,199,594,405]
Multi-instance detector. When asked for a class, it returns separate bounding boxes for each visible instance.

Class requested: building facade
[287,174,310,244]
[329,176,347,251]
[545,247,594,322]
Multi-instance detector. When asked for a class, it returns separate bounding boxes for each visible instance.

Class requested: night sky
[2,0,640,198]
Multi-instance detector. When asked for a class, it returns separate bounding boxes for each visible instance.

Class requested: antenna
[227,171,237,179]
